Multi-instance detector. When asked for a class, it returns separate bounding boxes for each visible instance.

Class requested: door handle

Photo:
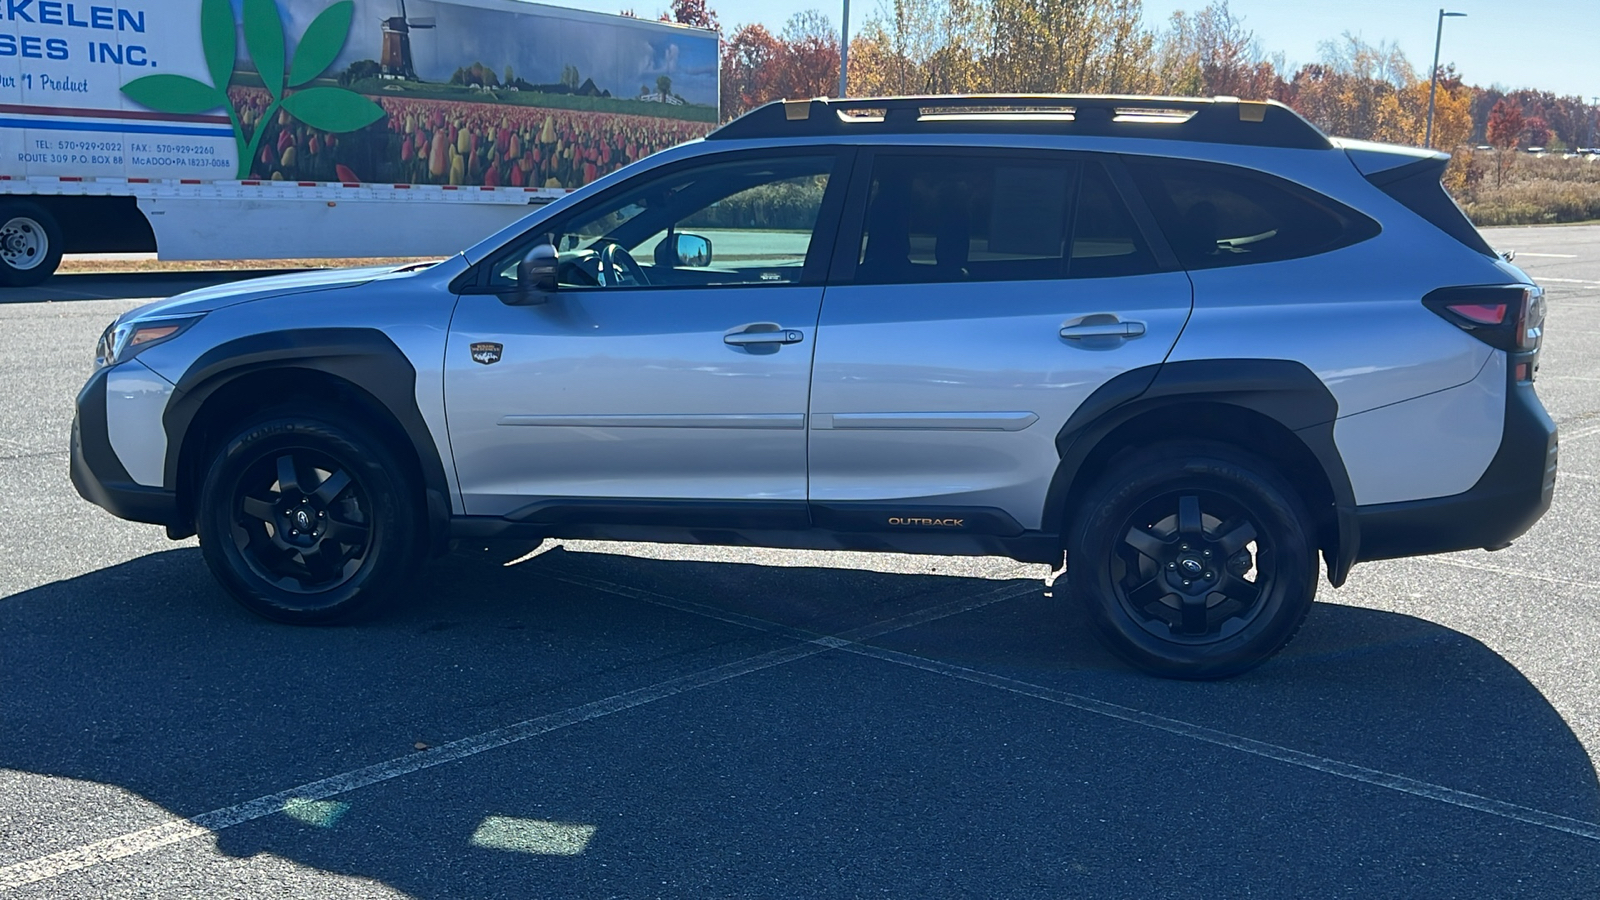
[724,324,804,346]
[1059,320,1146,340]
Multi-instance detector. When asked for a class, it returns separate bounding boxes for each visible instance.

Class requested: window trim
[454,146,857,295]
[826,146,1179,287]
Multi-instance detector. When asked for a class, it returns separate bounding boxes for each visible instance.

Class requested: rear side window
[851,153,1161,284]
[1069,163,1158,279]
[855,153,1080,284]
[1125,157,1379,270]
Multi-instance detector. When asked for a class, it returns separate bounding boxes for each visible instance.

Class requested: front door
[446,149,849,518]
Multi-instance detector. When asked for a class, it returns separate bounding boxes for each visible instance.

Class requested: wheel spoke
[1218,572,1261,606]
[240,496,276,522]
[1125,576,1169,608]
[312,469,352,505]
[276,455,303,495]
[323,518,369,546]
[1180,594,1208,634]
[1123,527,1171,561]
[1177,494,1203,537]
[299,543,338,580]
[1214,519,1257,557]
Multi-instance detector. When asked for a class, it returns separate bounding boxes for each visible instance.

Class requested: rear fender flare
[1044,359,1360,586]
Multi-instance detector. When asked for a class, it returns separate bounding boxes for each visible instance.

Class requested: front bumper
[1354,355,1557,561]
[70,366,180,527]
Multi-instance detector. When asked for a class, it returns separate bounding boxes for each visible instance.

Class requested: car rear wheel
[196,414,421,624]
[1065,441,1317,679]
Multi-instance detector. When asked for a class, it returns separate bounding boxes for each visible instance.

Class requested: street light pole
[839,0,850,98]
[1425,9,1467,149]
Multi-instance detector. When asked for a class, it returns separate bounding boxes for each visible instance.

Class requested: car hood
[118,264,419,322]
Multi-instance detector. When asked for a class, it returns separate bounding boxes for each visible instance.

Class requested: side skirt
[450,503,1062,566]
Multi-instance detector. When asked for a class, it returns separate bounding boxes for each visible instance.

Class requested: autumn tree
[778,10,841,100]
[1155,2,1277,99]
[1524,115,1552,148]
[660,0,718,32]
[1486,98,1524,185]
[721,23,783,119]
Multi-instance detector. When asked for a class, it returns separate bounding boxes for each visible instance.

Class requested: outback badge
[470,342,503,365]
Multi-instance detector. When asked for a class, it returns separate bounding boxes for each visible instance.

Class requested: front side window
[487,153,837,291]
[1125,157,1380,270]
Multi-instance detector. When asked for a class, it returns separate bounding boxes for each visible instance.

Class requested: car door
[446,148,850,520]
[807,149,1194,534]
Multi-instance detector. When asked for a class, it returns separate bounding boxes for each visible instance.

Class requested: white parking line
[1430,557,1600,592]
[1515,253,1579,258]
[0,581,1036,892]
[1560,423,1600,443]
[557,570,1600,844]
[1536,277,1600,286]
[842,642,1600,843]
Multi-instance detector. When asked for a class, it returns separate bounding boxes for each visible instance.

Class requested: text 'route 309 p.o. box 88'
[0,0,718,283]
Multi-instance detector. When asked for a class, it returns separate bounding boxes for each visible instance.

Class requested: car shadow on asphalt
[3,544,1598,897]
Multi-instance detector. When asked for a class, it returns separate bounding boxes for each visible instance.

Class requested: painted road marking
[0,581,1038,892]
[1516,253,1579,258]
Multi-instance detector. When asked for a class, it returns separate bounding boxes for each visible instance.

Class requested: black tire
[1065,440,1317,679]
[0,201,63,286]
[196,414,422,625]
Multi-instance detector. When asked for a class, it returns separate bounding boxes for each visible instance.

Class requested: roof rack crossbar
[708,94,1331,151]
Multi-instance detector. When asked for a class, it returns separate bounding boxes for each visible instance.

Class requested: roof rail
[707,94,1332,151]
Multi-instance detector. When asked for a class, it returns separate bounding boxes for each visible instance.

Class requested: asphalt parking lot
[3,227,1600,897]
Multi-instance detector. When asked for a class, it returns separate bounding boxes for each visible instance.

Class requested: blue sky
[554,0,1599,99]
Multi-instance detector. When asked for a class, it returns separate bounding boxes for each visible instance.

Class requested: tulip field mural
[93,0,718,186]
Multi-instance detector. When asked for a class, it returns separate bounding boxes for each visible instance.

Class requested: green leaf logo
[121,0,385,179]
[281,87,386,131]
[242,0,286,101]
[199,0,235,99]
[288,2,356,88]
[120,74,219,115]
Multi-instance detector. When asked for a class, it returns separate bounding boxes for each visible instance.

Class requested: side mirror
[674,232,712,267]
[503,243,558,306]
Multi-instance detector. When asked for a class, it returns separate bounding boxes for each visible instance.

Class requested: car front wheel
[1065,441,1317,679]
[196,414,421,624]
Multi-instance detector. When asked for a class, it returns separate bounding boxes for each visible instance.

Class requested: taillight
[1423,284,1542,382]
[1516,286,1545,352]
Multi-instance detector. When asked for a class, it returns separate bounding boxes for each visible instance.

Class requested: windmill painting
[379,0,435,80]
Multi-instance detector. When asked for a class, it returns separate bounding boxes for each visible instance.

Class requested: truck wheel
[196,414,422,625]
[0,201,63,286]
[1065,441,1317,679]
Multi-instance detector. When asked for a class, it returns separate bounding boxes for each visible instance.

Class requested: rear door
[807,149,1194,534]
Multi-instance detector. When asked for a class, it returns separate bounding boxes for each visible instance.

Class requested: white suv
[72,96,1555,678]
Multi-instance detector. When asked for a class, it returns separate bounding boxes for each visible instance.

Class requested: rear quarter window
[1125,157,1380,270]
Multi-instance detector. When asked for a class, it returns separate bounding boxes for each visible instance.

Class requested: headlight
[94,314,204,370]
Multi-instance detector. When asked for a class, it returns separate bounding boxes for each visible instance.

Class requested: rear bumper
[71,367,180,527]
[1354,358,1556,561]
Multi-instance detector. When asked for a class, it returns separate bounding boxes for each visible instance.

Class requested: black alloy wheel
[1113,488,1271,644]
[197,414,421,624]
[1066,441,1317,679]
[230,448,372,596]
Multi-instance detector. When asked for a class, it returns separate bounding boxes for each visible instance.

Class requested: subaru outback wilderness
[72,96,1555,678]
